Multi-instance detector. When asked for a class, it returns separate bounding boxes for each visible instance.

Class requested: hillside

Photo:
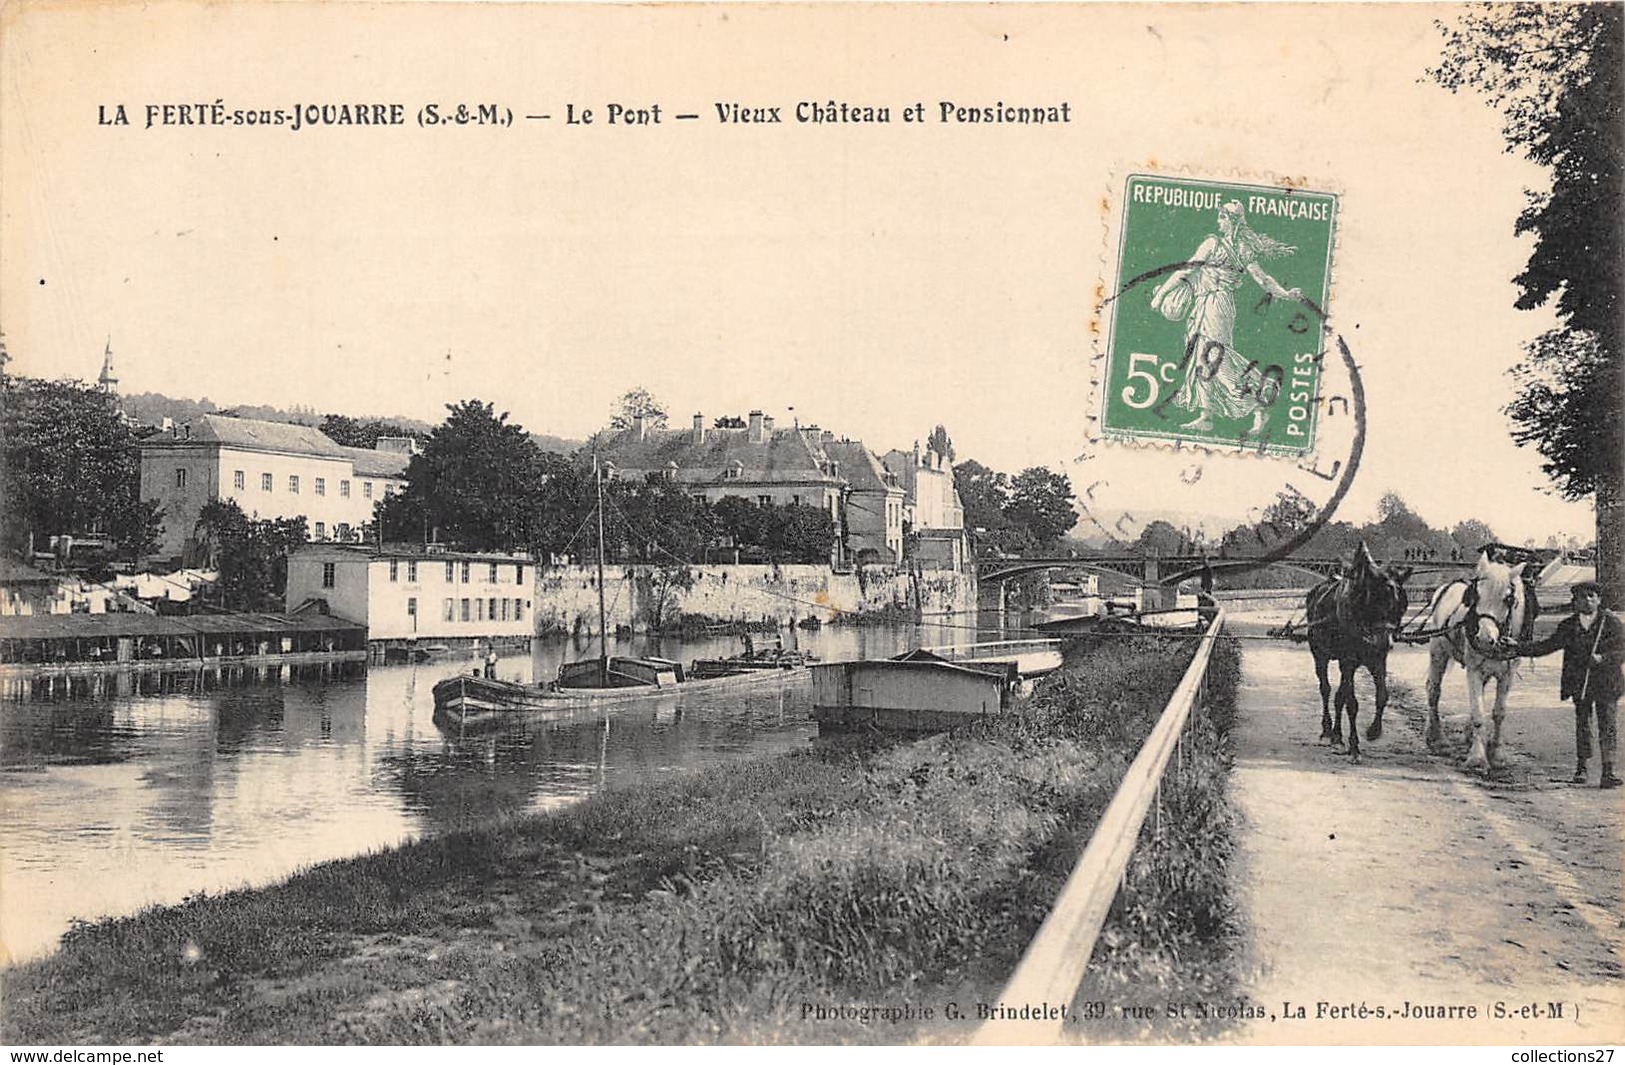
[119,391,581,454]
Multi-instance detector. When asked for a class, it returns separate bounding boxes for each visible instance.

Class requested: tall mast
[594,454,609,685]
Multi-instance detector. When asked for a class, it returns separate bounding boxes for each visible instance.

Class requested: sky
[0,2,1602,547]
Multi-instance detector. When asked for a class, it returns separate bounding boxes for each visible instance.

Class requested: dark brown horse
[1306,543,1413,762]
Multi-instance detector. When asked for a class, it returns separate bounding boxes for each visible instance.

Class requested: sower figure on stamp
[1150,200,1302,435]
[1511,581,1624,788]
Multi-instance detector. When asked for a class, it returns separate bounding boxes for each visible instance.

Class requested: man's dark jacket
[1522,610,1625,702]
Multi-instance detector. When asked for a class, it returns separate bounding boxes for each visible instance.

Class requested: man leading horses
[1511,581,1624,789]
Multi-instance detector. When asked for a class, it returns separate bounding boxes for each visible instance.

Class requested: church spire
[98,337,118,393]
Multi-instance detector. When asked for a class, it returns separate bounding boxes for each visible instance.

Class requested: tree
[1363,491,1437,559]
[0,376,161,561]
[1135,520,1192,557]
[615,477,718,563]
[1005,466,1078,549]
[712,496,769,554]
[609,387,668,430]
[385,400,548,551]
[319,413,424,450]
[1431,5,1623,598]
[194,500,307,610]
[1450,518,1499,554]
[953,459,1012,547]
[926,424,955,464]
[766,502,836,563]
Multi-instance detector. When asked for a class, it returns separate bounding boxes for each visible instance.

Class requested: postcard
[1,1,1618,1053]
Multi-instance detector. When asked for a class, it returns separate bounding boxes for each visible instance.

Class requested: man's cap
[1572,580,1602,596]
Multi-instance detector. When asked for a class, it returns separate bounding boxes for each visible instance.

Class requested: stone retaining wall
[533,563,976,636]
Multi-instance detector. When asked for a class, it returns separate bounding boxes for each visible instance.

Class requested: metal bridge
[974,554,1480,589]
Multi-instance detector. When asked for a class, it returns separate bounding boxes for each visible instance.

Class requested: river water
[0,617,997,965]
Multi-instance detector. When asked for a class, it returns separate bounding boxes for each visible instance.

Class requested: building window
[336,523,351,541]
[315,478,326,497]
[488,597,497,621]
[443,598,454,622]
[461,562,470,583]
[445,561,454,582]
[389,560,399,582]
[793,493,801,506]
[500,599,510,621]
[407,561,418,582]
[233,470,245,491]
[262,472,273,492]
[322,562,335,589]
[515,564,525,585]
[489,563,499,583]
[515,599,526,622]
[175,468,187,489]
[315,522,325,539]
[363,482,373,499]
[476,599,485,621]
[289,475,300,494]
[407,597,417,618]
[758,495,771,507]
[460,598,470,622]
[340,480,350,498]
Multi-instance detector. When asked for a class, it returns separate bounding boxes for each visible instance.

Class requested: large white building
[882,444,968,570]
[139,415,412,562]
[285,544,534,653]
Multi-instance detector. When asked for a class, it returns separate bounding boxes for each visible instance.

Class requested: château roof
[145,414,348,457]
[823,440,902,496]
[141,414,408,477]
[341,446,410,478]
[595,425,842,486]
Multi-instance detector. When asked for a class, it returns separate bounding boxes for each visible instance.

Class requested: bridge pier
[1143,558,1174,611]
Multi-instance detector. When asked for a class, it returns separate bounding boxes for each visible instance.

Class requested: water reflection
[0,619,985,965]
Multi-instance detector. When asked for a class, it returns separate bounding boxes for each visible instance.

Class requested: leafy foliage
[0,376,161,560]
[1431,4,1623,594]
[954,458,1078,554]
[1006,467,1078,549]
[193,500,307,610]
[926,424,955,463]
[378,400,547,552]
[318,414,424,450]
[608,387,668,430]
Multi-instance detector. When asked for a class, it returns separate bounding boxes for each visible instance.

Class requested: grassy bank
[1,634,1240,1045]
[1074,634,1248,1042]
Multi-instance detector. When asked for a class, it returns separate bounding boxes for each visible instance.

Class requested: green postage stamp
[1100,174,1338,455]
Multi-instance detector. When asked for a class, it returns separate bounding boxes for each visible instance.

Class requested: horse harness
[1391,575,1526,658]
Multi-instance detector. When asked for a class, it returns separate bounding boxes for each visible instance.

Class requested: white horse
[1422,553,1529,771]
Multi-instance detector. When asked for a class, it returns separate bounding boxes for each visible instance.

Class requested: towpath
[1229,642,1624,1045]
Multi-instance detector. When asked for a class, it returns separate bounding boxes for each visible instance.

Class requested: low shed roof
[0,611,364,641]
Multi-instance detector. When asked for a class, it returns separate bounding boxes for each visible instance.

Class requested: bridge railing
[972,609,1227,1045]
[914,638,1062,660]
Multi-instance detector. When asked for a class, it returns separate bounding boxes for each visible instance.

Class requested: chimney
[821,430,834,447]
[632,413,647,441]
[748,410,765,442]
[762,415,775,436]
[692,412,704,445]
